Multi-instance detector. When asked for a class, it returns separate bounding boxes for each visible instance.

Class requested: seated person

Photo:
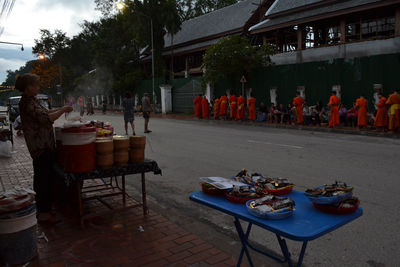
[277,104,287,124]
[347,104,358,127]
[303,102,312,125]
[339,104,347,126]
[268,103,277,123]
[257,102,268,122]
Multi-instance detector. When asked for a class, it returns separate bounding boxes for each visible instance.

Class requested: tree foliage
[202,35,273,86]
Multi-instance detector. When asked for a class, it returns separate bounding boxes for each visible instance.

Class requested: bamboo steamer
[96,154,114,169]
[114,151,129,166]
[113,136,130,151]
[95,139,114,154]
[129,136,146,163]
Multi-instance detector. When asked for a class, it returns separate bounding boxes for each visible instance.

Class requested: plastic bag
[0,140,12,158]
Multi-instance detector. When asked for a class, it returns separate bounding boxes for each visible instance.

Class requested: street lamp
[0,41,24,51]
[117,2,156,106]
[38,54,45,60]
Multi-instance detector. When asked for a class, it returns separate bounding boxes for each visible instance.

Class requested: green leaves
[202,35,273,86]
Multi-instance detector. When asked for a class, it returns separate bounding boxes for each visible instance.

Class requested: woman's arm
[48,106,73,122]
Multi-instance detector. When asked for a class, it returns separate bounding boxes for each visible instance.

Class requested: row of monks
[194,90,400,132]
[194,94,257,120]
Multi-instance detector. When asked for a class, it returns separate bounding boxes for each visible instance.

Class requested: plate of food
[255,177,294,196]
[246,195,295,219]
[305,181,353,205]
[231,169,264,185]
[201,182,226,196]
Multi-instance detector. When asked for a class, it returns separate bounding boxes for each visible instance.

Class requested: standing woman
[16,74,72,223]
[123,92,135,135]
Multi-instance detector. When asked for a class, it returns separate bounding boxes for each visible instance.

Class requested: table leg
[234,218,254,267]
[276,235,292,267]
[296,241,308,267]
[122,175,126,207]
[141,172,148,215]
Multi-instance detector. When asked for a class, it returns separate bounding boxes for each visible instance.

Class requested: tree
[202,35,273,87]
[32,29,70,60]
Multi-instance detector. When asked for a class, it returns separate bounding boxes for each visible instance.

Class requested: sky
[0,0,101,83]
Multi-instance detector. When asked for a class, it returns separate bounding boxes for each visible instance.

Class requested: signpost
[240,75,247,96]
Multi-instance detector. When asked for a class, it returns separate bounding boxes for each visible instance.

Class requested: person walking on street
[236,94,245,121]
[201,95,209,119]
[386,89,400,133]
[374,93,388,131]
[219,94,228,120]
[328,91,340,128]
[293,92,305,124]
[247,93,256,121]
[214,97,220,120]
[142,93,153,133]
[356,95,368,129]
[194,94,202,119]
[123,92,135,136]
[78,96,84,116]
[102,100,107,114]
[229,93,237,120]
[16,73,73,223]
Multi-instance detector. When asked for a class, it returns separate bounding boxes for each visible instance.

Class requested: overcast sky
[0,0,101,83]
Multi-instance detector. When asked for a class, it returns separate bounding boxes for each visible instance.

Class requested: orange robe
[247,97,256,121]
[201,97,209,118]
[194,96,202,118]
[214,98,220,119]
[293,96,305,124]
[385,93,400,131]
[229,95,237,119]
[219,96,228,116]
[356,97,368,127]
[374,97,388,127]
[328,95,340,127]
[236,96,245,120]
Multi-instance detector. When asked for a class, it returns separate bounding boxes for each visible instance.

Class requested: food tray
[263,184,294,196]
[304,186,353,205]
[246,199,294,219]
[225,192,261,204]
[201,183,226,196]
[313,198,360,215]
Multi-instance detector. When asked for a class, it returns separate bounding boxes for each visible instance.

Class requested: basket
[264,184,294,196]
[201,183,225,196]
[313,197,360,215]
[246,199,294,219]
[225,191,261,204]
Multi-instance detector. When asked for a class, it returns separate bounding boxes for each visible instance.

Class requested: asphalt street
[89,113,399,267]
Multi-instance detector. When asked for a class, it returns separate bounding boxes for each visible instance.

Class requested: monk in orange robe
[214,98,220,120]
[355,95,368,128]
[292,92,305,124]
[374,94,387,130]
[385,89,400,132]
[247,94,256,121]
[328,91,340,127]
[229,94,237,120]
[201,96,209,119]
[236,95,245,120]
[194,94,202,119]
[219,95,228,119]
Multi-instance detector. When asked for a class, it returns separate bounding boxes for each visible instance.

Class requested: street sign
[240,76,247,83]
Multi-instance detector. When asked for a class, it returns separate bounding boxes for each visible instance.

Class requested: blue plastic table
[189,191,362,267]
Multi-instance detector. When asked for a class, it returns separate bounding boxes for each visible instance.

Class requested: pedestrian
[229,93,237,120]
[293,92,305,124]
[247,93,256,121]
[355,95,368,129]
[15,73,72,223]
[201,95,209,119]
[194,94,202,119]
[214,97,220,120]
[374,93,388,131]
[219,94,228,120]
[78,96,84,116]
[122,92,135,136]
[142,93,153,133]
[385,89,400,132]
[236,94,245,120]
[328,91,340,127]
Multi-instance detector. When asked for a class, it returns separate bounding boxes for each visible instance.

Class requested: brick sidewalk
[0,136,241,267]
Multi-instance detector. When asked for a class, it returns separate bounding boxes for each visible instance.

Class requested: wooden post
[395,8,400,37]
[185,56,189,78]
[340,19,346,43]
[297,26,303,50]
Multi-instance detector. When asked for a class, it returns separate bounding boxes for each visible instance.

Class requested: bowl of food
[201,183,226,196]
[225,185,263,204]
[305,181,353,205]
[246,195,295,219]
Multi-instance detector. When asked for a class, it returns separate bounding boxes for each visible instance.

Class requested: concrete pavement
[90,113,400,267]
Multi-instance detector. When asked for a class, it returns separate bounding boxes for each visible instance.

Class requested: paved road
[89,113,399,267]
